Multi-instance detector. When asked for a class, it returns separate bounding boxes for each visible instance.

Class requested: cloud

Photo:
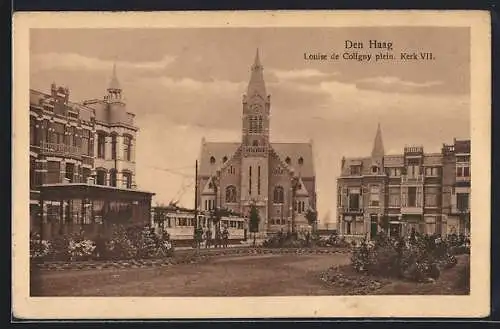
[269,68,338,83]
[138,76,246,94]
[355,76,444,93]
[30,52,176,73]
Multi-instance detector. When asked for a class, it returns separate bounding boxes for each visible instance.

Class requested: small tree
[305,208,318,234]
[249,205,260,247]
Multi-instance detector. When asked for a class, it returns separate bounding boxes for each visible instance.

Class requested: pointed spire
[371,123,385,158]
[247,48,266,97]
[108,62,121,91]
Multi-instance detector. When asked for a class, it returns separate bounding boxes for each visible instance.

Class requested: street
[31,253,350,296]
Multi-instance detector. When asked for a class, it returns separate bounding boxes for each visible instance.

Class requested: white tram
[151,206,248,246]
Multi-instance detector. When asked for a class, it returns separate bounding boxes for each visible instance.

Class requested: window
[205,200,208,210]
[111,134,117,160]
[223,156,228,163]
[82,168,91,184]
[298,157,304,165]
[257,166,261,195]
[457,193,469,211]
[67,126,75,147]
[348,193,360,210]
[97,132,106,159]
[30,117,37,146]
[345,221,351,235]
[109,169,117,187]
[408,187,417,207]
[47,161,60,184]
[96,170,106,185]
[389,187,400,207]
[387,168,401,177]
[54,123,65,144]
[123,135,132,161]
[294,200,305,214]
[273,186,284,204]
[81,130,91,156]
[372,166,378,174]
[350,165,361,176]
[123,172,132,189]
[369,185,380,207]
[65,163,74,183]
[457,166,470,177]
[425,167,439,176]
[424,186,439,207]
[456,155,470,163]
[30,157,36,189]
[226,185,237,203]
[285,157,291,165]
[228,166,235,175]
[249,166,252,195]
[210,156,216,164]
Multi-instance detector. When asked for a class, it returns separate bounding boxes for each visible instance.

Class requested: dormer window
[298,157,304,165]
[210,156,216,164]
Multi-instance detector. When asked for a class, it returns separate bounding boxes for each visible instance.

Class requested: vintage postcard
[12,11,491,319]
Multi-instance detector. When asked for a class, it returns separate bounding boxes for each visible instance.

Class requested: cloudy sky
[30,27,470,224]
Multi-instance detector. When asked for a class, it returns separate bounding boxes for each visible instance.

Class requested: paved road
[31,253,350,296]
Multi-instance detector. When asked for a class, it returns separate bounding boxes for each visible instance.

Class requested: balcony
[342,207,364,215]
[40,141,81,159]
[400,206,423,215]
[401,175,424,184]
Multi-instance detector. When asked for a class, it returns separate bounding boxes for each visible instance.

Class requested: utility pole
[194,160,199,252]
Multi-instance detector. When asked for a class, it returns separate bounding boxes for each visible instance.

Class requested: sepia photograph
[12,11,491,318]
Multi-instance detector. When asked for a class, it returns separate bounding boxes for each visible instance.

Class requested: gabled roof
[295,177,309,197]
[271,142,315,178]
[198,141,241,177]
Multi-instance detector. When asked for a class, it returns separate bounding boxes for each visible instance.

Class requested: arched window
[122,171,132,189]
[372,165,378,174]
[109,169,117,187]
[225,185,237,203]
[273,186,284,204]
[298,157,304,165]
[285,157,291,165]
[96,169,107,186]
[210,156,216,164]
[123,135,132,162]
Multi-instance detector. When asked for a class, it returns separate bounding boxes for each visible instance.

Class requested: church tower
[371,123,385,172]
[240,49,271,231]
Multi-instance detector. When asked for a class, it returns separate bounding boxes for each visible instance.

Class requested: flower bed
[350,232,459,282]
[33,247,350,271]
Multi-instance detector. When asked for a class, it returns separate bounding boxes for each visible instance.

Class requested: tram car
[151,205,248,247]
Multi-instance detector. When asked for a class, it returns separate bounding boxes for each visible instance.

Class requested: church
[197,50,317,236]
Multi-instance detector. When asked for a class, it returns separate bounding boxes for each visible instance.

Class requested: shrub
[68,239,96,261]
[29,232,51,260]
[106,225,137,260]
[350,233,456,282]
[48,235,70,261]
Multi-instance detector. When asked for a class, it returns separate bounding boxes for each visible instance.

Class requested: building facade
[197,50,317,235]
[29,65,139,228]
[336,124,470,238]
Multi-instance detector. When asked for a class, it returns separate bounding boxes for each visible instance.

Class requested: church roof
[272,143,315,178]
[198,141,315,178]
[199,142,241,177]
[246,48,267,98]
[371,123,385,158]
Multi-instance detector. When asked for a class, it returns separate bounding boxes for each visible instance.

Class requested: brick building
[197,50,317,235]
[336,124,470,238]
[29,65,152,236]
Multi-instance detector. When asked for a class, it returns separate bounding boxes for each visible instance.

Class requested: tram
[151,205,248,246]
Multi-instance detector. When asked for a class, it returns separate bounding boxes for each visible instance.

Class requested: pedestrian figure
[222,227,229,248]
[205,228,213,249]
[214,230,221,248]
